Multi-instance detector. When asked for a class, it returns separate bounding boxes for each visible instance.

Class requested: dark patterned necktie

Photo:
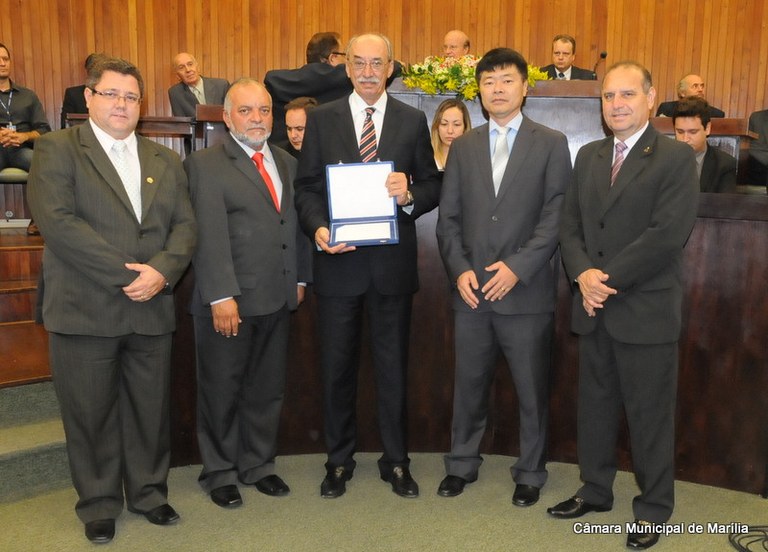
[611,141,627,187]
[359,107,377,162]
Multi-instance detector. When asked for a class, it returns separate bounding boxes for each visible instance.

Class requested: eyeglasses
[89,87,141,105]
[349,59,389,72]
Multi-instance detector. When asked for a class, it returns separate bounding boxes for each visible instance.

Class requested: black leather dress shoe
[547,496,612,518]
[512,484,540,507]
[437,475,467,497]
[143,503,180,525]
[84,519,115,544]
[254,474,290,497]
[321,466,352,498]
[381,466,419,498]
[626,520,660,549]
[210,484,243,508]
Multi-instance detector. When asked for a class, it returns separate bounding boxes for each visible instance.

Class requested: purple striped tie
[611,140,627,186]
[359,107,377,163]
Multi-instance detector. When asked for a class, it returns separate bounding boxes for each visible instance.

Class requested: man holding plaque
[436,48,571,506]
[295,33,441,499]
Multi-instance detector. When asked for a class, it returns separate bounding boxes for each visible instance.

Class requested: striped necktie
[359,107,377,163]
[611,141,627,186]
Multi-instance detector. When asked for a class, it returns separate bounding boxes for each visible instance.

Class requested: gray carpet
[1,453,765,551]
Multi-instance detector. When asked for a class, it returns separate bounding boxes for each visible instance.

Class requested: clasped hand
[457,261,518,309]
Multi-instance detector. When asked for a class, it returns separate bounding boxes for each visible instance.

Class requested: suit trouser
[316,290,412,476]
[49,332,172,524]
[446,310,552,487]
[194,306,289,492]
[576,322,678,523]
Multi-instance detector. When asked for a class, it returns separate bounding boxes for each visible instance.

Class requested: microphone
[593,51,608,76]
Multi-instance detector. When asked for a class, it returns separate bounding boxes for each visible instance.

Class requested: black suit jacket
[185,136,310,317]
[294,94,441,296]
[60,85,88,129]
[541,64,596,80]
[700,146,736,193]
[656,100,725,118]
[168,76,230,117]
[559,125,699,344]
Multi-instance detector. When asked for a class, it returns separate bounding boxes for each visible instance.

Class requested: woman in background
[431,99,472,170]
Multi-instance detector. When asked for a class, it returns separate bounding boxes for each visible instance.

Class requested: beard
[232,127,271,150]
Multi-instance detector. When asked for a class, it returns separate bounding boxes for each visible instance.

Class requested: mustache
[357,76,381,84]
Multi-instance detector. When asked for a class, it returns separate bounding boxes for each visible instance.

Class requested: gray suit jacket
[168,77,230,117]
[437,117,571,314]
[559,125,699,344]
[27,122,196,336]
[185,136,311,317]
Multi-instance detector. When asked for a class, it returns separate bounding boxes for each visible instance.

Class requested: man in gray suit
[549,61,698,550]
[184,78,310,509]
[27,57,196,544]
[168,52,229,118]
[436,48,571,506]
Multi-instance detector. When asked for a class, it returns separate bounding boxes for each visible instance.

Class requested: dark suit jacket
[185,136,310,317]
[60,84,88,129]
[437,117,571,314]
[168,77,230,117]
[700,145,736,193]
[265,62,403,148]
[559,125,699,344]
[27,121,196,336]
[656,100,725,118]
[294,94,441,296]
[748,109,768,187]
[541,64,596,80]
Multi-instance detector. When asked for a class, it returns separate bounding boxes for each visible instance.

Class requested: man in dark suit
[60,53,106,129]
[168,52,229,118]
[435,48,570,506]
[294,33,441,499]
[656,73,725,118]
[748,108,768,189]
[541,34,596,80]
[673,96,736,193]
[184,78,310,509]
[27,57,196,544]
[549,61,698,550]
[279,96,318,159]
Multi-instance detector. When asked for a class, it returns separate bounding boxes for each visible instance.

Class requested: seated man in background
[442,30,471,58]
[656,73,725,118]
[281,96,318,158]
[541,35,596,80]
[748,108,768,189]
[168,52,230,117]
[0,42,50,172]
[60,53,106,129]
[673,97,736,193]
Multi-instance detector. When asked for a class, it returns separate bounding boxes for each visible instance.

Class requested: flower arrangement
[402,55,551,100]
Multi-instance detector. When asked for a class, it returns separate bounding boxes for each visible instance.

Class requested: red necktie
[252,152,280,212]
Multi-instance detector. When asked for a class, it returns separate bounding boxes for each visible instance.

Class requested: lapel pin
[643,146,652,154]
[146,177,154,184]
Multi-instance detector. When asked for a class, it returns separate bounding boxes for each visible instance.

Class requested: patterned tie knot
[365,107,375,118]
[615,141,627,155]
[113,140,127,154]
